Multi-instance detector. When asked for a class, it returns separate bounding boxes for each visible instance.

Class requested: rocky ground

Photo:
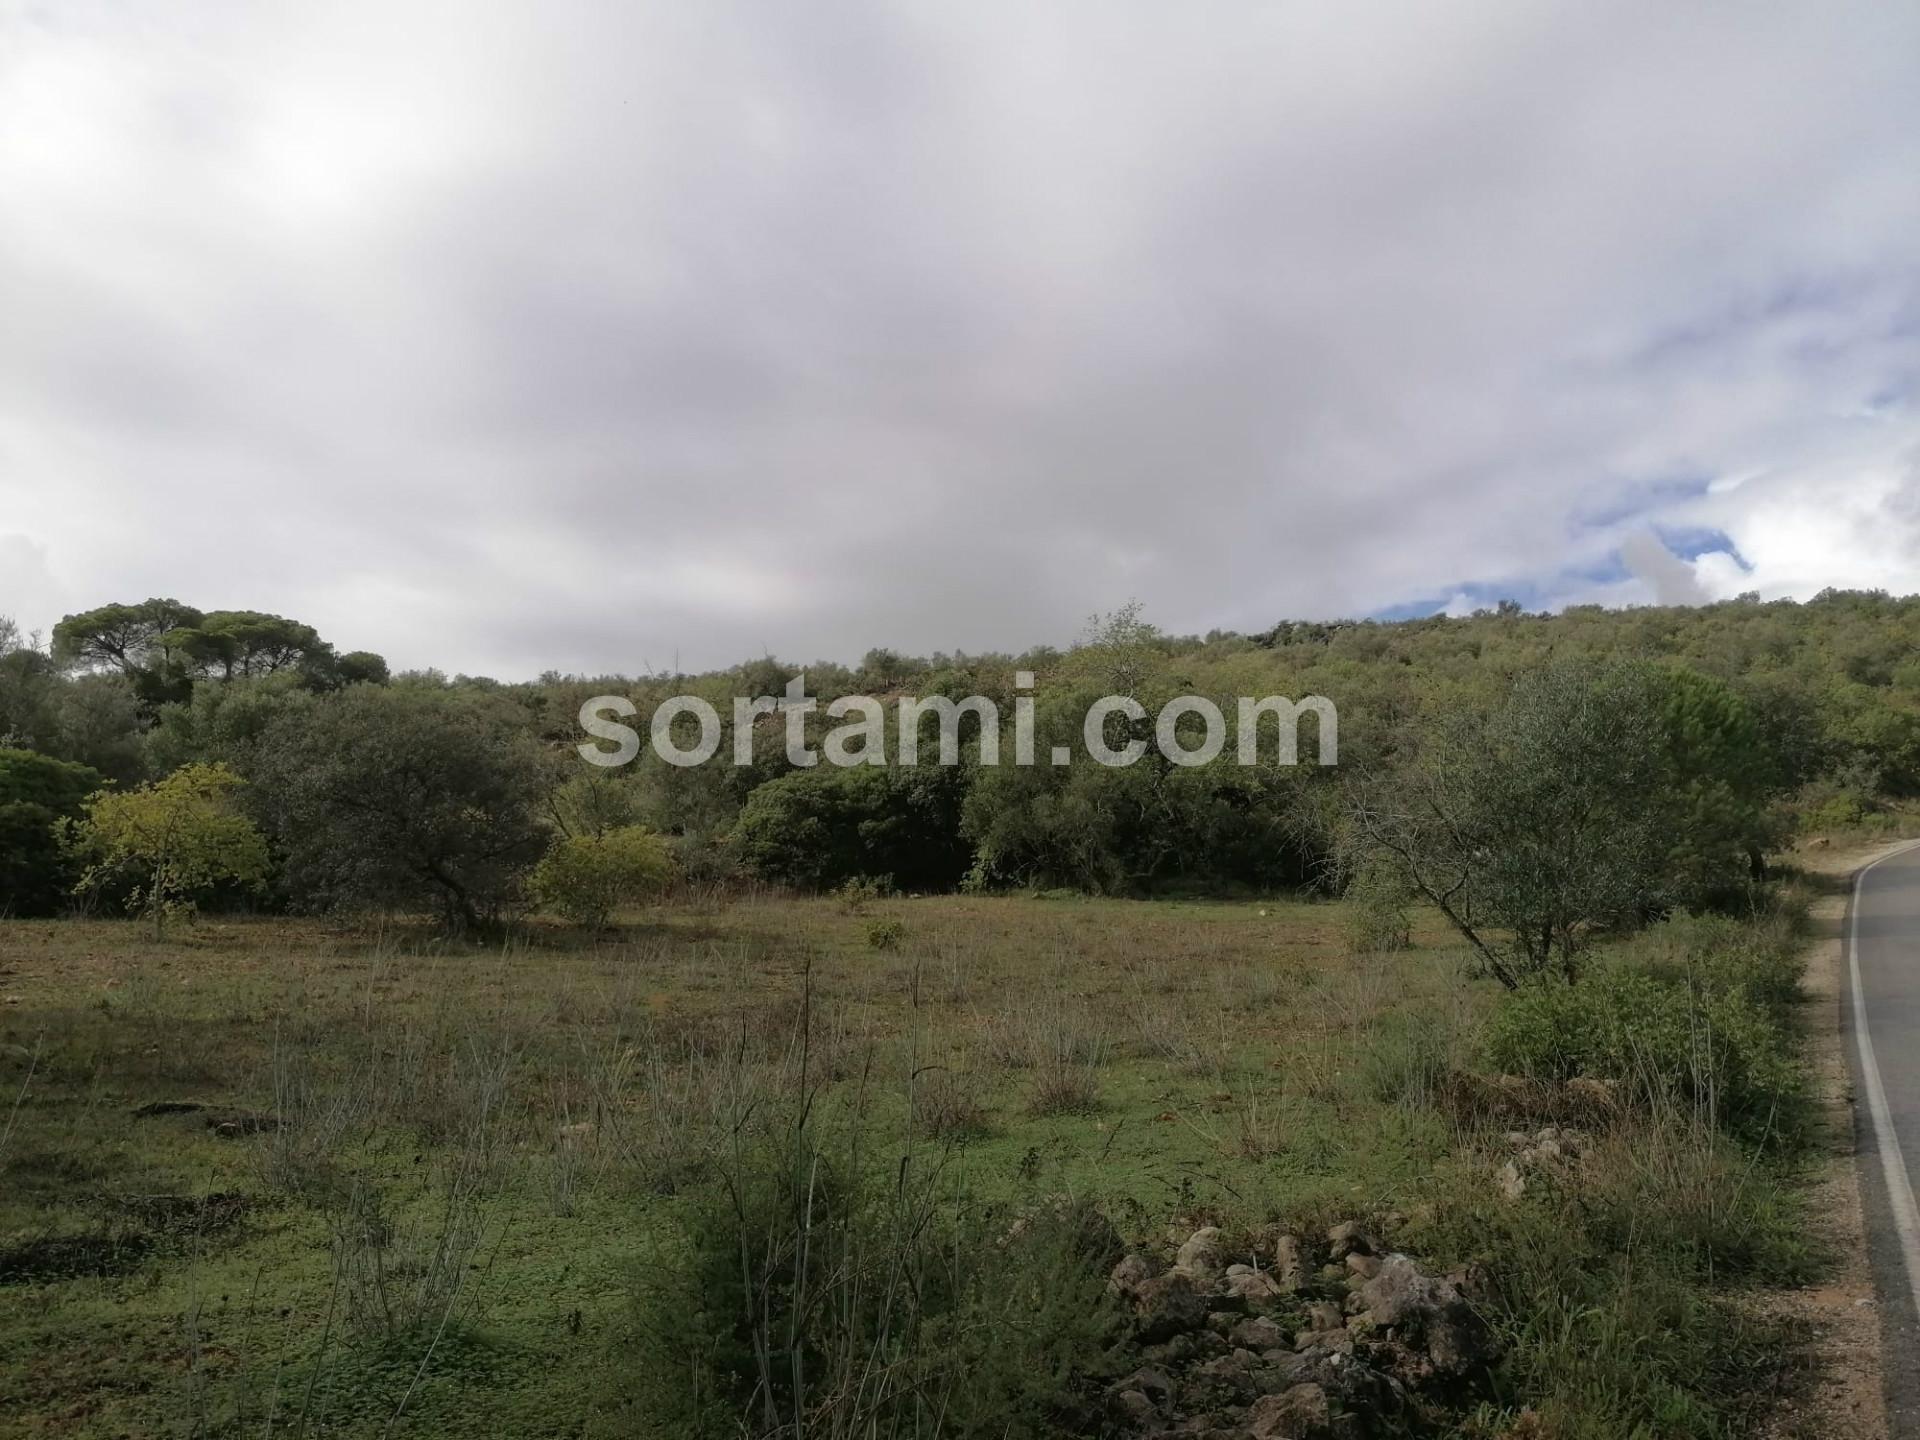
[1100,1219,1498,1438]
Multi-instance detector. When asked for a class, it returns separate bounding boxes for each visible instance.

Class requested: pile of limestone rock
[1495,1125,1587,1201]
[1100,1219,1498,1439]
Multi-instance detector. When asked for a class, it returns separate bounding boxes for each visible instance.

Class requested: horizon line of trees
[2,591,1916,952]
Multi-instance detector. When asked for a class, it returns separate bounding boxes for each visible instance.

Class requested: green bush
[960,684,1314,895]
[864,916,906,951]
[0,747,102,916]
[529,825,673,928]
[1485,957,1802,1141]
[733,766,970,892]
[1803,792,1869,830]
[834,874,889,914]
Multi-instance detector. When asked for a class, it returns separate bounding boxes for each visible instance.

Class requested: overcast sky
[3,1,1917,677]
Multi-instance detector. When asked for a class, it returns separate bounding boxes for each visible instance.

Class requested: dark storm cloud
[2,0,1918,675]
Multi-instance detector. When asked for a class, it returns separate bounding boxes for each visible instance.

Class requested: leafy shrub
[1654,667,1777,910]
[734,765,970,891]
[1485,964,1802,1141]
[65,762,269,938]
[961,684,1313,895]
[1793,776,1877,833]
[530,825,673,928]
[864,916,906,951]
[544,771,643,838]
[834,874,889,914]
[663,828,746,890]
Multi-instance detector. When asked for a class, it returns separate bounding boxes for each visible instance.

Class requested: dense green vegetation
[3,589,1916,922]
[0,747,102,918]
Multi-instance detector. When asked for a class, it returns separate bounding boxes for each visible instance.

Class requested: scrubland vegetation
[0,889,1835,1437]
[1,590,1916,1435]
[6,592,1918,917]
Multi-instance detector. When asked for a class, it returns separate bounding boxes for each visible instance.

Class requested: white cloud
[0,533,67,639]
[1620,532,1711,607]
[1710,442,1920,600]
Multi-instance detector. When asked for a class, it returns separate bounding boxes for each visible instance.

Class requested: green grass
[0,891,1827,1437]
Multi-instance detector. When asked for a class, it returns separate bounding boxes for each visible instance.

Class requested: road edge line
[1849,839,1920,1318]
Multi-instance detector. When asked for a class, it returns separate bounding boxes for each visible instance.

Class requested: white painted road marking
[1849,840,1920,1318]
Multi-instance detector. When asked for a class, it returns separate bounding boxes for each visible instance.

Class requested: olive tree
[1351,661,1672,986]
[253,686,548,933]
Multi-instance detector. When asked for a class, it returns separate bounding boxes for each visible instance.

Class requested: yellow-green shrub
[530,825,672,927]
[65,762,269,938]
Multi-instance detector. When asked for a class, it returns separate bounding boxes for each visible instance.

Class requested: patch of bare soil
[1754,840,1906,1440]
[0,1228,154,1284]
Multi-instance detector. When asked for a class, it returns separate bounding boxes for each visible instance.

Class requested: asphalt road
[1846,840,1920,1434]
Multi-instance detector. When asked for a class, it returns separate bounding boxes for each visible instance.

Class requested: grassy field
[0,888,1828,1438]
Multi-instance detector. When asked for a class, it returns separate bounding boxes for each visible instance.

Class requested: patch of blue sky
[1570,474,1713,531]
[1653,525,1750,568]
[1365,577,1552,621]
